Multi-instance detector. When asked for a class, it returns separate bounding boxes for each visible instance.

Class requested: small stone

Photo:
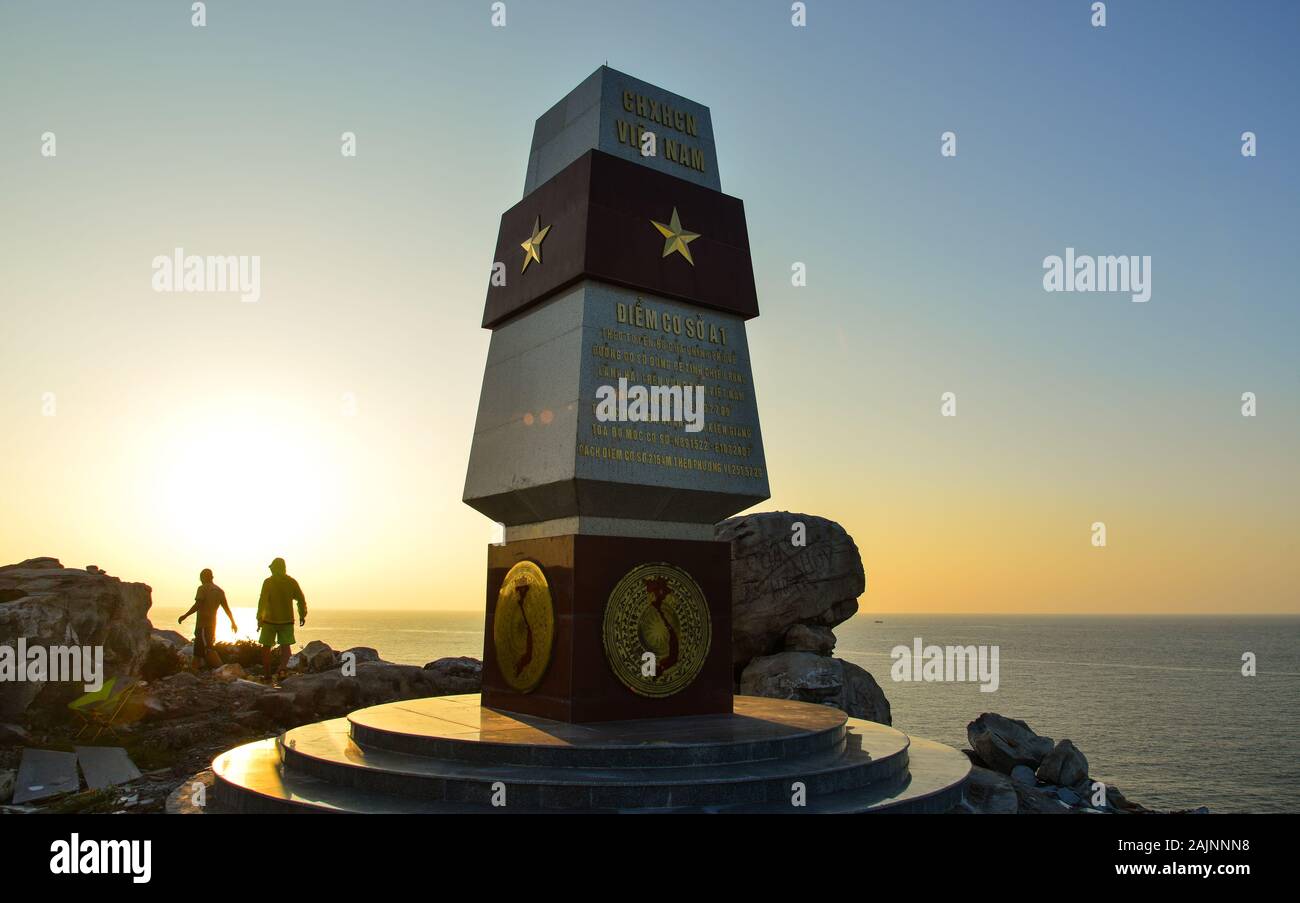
[1057,787,1081,805]
[1010,765,1037,786]
[229,679,269,694]
[0,723,33,745]
[211,663,246,682]
[0,769,16,804]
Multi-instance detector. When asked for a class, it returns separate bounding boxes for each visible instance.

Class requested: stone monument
[464,66,769,721]
[207,69,972,813]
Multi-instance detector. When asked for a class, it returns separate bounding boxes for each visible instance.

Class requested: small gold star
[520,216,551,273]
[651,207,699,265]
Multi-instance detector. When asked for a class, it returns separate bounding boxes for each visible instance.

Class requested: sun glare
[148,402,342,563]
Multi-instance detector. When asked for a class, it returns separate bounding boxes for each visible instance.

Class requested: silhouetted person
[257,557,306,686]
[179,568,236,670]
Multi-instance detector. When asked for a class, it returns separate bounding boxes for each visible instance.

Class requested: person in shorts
[179,568,237,669]
[257,557,307,685]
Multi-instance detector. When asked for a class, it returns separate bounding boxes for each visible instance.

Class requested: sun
[146,400,342,565]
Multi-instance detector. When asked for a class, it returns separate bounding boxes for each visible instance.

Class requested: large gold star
[651,207,699,265]
[519,216,551,273]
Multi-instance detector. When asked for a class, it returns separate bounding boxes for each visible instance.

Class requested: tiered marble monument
[207,68,971,814]
[465,66,768,722]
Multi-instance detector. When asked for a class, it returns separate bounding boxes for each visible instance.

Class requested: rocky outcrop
[254,658,483,723]
[739,652,890,724]
[717,513,888,724]
[716,512,864,664]
[0,558,153,718]
[957,714,1205,814]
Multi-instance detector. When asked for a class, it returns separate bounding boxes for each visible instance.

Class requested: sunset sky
[2,1,1296,615]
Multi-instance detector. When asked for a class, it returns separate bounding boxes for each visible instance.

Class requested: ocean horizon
[152,607,1300,814]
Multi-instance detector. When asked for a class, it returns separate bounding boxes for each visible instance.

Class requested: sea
[152,607,1300,814]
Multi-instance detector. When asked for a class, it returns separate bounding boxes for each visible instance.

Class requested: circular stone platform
[349,694,850,766]
[210,694,970,814]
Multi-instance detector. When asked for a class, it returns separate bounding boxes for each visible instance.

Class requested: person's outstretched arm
[178,598,200,623]
[218,587,237,630]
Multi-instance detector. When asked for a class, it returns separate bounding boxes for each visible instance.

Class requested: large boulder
[967,713,1055,774]
[739,652,891,724]
[151,628,188,649]
[1037,738,1090,787]
[422,656,483,692]
[0,558,152,718]
[716,512,865,667]
[341,646,381,665]
[142,633,187,680]
[297,640,338,673]
[782,623,836,654]
[961,765,1019,814]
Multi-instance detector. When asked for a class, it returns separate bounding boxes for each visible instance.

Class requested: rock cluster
[252,652,484,724]
[716,512,889,724]
[0,558,153,718]
[958,713,1203,815]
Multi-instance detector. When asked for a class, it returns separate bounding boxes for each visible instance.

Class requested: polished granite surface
[348,693,845,749]
[283,715,904,785]
[210,695,971,814]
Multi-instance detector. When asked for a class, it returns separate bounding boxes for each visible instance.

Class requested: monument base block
[482,533,733,723]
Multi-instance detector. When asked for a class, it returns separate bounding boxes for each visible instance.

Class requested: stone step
[211,729,967,814]
[209,695,972,814]
[704,735,971,814]
[347,694,848,767]
[277,716,907,809]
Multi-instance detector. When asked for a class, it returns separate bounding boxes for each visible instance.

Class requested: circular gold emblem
[493,561,554,693]
[602,563,711,697]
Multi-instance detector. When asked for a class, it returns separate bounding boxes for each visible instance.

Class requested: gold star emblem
[651,207,699,265]
[519,216,551,273]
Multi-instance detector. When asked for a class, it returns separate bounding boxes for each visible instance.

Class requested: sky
[1,1,1296,615]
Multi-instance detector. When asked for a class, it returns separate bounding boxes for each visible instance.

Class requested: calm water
[153,607,1300,813]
